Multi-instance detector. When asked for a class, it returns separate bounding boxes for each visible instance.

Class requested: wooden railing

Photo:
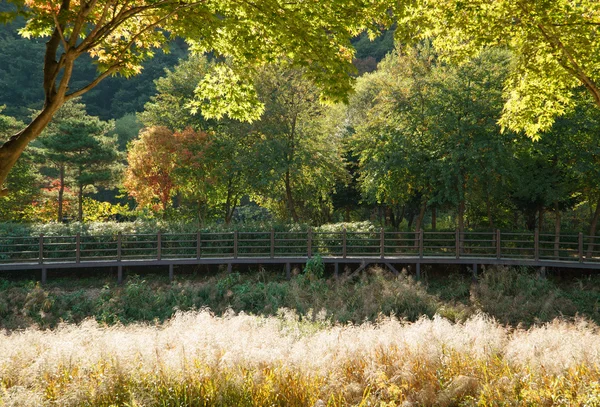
[1,229,600,266]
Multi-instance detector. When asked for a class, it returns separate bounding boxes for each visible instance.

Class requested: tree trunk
[78,183,84,222]
[285,169,299,222]
[458,199,465,252]
[0,100,64,196]
[431,206,437,231]
[586,196,600,258]
[538,207,545,232]
[553,201,561,259]
[486,196,494,229]
[414,201,426,248]
[58,165,65,223]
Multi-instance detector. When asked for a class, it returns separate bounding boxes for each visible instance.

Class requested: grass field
[0,266,599,405]
[1,310,599,406]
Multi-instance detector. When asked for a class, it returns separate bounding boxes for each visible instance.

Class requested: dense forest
[1,2,599,239]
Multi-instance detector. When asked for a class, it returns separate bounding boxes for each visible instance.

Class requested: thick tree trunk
[0,101,63,196]
[586,197,600,258]
[58,165,65,223]
[553,201,561,259]
[285,169,299,222]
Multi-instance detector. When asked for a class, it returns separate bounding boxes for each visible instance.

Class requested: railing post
[578,232,584,263]
[233,231,238,259]
[380,228,384,259]
[496,229,501,259]
[307,227,312,258]
[270,228,275,258]
[157,232,162,261]
[117,232,122,262]
[76,233,81,264]
[342,227,347,258]
[534,228,539,261]
[197,231,201,259]
[419,229,424,259]
[455,228,460,259]
[39,233,44,264]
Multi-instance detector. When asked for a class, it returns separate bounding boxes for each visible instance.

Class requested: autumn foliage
[123,126,209,212]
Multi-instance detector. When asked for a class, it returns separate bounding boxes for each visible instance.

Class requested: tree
[123,126,178,214]
[396,0,600,138]
[349,45,514,236]
[0,0,394,196]
[36,99,119,221]
[0,107,41,221]
[249,67,348,223]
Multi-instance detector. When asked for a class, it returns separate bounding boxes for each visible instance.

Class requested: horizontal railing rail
[1,229,600,268]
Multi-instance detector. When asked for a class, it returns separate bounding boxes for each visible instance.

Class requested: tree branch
[65,65,122,100]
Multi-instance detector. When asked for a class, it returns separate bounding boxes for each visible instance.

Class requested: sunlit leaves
[396,0,600,138]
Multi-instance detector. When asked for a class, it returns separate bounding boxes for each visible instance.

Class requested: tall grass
[1,311,599,406]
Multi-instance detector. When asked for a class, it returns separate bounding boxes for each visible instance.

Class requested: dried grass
[1,311,599,406]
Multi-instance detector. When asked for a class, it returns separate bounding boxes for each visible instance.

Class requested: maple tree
[123,126,178,213]
[0,0,394,197]
[396,0,600,138]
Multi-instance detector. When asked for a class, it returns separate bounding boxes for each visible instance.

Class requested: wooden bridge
[1,229,599,283]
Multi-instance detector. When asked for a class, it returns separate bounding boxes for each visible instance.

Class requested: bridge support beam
[117,265,123,285]
[472,263,478,280]
[286,263,291,280]
[334,263,339,279]
[416,263,421,280]
[41,268,47,285]
[169,264,174,282]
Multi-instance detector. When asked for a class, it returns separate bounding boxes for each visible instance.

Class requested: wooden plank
[534,229,539,261]
[307,228,312,258]
[496,229,501,259]
[197,231,202,260]
[117,232,122,261]
[157,232,162,261]
[342,228,347,258]
[380,228,385,259]
[270,228,275,258]
[384,262,399,276]
[76,233,81,264]
[455,229,459,259]
[419,229,424,259]
[39,234,44,264]
[234,231,238,259]
[579,232,584,263]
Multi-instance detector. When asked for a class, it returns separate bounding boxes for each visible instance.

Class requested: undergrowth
[0,266,598,329]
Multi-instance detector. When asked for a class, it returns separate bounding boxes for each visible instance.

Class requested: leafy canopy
[396,0,600,138]
[8,0,394,121]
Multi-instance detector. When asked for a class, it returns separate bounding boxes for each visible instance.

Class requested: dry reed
[1,310,599,406]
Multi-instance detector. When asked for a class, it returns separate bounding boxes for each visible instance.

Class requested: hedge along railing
[1,228,600,265]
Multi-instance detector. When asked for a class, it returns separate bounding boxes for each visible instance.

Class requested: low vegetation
[1,266,598,330]
[1,309,599,406]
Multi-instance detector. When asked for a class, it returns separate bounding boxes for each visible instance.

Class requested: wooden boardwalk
[1,229,599,283]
